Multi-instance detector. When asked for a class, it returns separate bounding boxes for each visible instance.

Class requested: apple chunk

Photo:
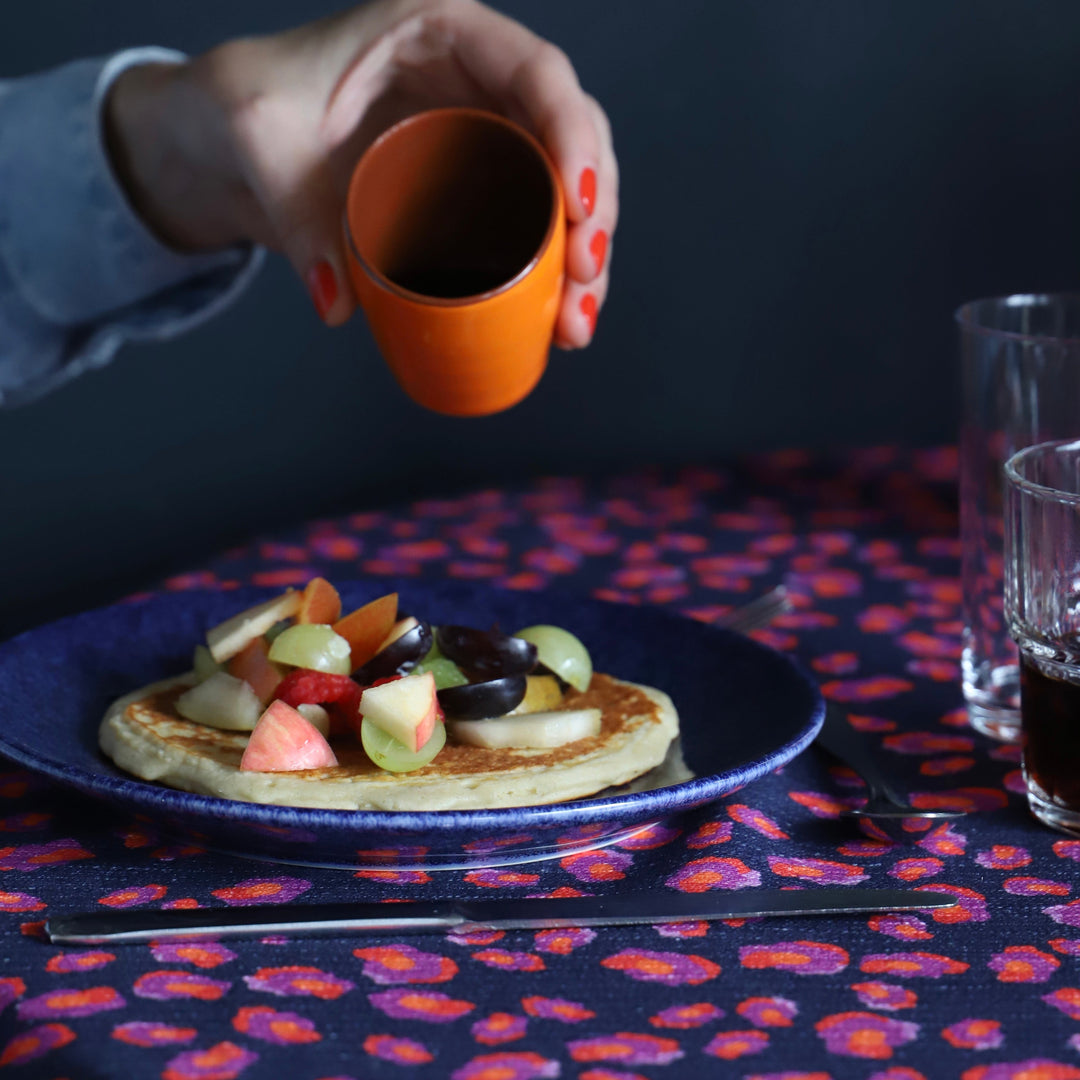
[240,700,339,772]
[359,671,440,753]
[176,671,263,731]
[226,637,282,704]
[207,590,302,663]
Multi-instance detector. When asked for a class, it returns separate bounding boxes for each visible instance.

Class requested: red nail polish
[580,293,598,336]
[589,230,608,275]
[307,260,338,321]
[579,168,597,215]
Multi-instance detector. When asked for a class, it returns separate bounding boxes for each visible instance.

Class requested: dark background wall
[3,1,1080,641]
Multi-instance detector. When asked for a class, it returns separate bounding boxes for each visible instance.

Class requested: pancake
[99,673,679,811]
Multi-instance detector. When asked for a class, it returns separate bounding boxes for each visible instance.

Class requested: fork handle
[815,705,902,803]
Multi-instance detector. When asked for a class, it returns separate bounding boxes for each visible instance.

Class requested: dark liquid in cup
[1020,650,1080,807]
[390,266,514,299]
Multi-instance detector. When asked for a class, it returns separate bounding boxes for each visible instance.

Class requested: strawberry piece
[240,700,339,772]
[274,669,363,737]
[275,669,361,708]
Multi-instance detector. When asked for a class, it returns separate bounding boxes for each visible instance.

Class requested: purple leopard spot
[369,988,474,1022]
[1045,899,1080,927]
[161,1041,258,1079]
[665,856,761,892]
[815,1012,919,1058]
[211,876,311,906]
[17,986,125,1020]
[568,1032,684,1066]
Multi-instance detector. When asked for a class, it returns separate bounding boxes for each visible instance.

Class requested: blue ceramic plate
[0,582,823,870]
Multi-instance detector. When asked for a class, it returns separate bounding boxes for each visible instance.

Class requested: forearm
[102,52,259,253]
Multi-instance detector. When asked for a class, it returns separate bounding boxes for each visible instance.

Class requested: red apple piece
[359,671,440,753]
[240,700,339,772]
[226,637,283,704]
[207,590,302,663]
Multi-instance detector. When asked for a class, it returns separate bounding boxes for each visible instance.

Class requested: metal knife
[47,888,957,945]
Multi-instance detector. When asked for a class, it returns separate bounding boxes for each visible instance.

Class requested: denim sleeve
[0,49,264,408]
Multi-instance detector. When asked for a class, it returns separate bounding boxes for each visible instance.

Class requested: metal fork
[816,704,965,820]
[716,585,792,634]
[717,585,966,821]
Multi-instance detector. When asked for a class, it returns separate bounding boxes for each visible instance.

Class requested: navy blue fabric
[0,446,1074,1078]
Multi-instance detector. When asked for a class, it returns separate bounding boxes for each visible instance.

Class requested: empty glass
[958,294,1080,742]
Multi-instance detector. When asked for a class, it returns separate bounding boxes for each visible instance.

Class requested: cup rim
[954,293,1080,345]
[343,106,562,308]
[1005,438,1080,506]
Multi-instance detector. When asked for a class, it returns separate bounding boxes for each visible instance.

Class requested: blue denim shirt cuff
[0,48,262,328]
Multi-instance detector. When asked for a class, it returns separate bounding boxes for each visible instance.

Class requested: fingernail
[307,259,338,321]
[589,230,608,275]
[580,293,598,336]
[579,168,597,215]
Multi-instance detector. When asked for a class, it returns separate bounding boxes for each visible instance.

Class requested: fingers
[450,2,600,221]
[565,96,618,286]
[554,265,609,351]
[449,4,619,346]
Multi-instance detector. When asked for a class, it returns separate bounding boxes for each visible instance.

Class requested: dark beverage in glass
[1005,440,1080,836]
[1020,650,1080,821]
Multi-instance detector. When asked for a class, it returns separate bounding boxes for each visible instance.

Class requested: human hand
[105,0,617,347]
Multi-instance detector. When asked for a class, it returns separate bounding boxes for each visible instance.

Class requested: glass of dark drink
[1005,439,1080,834]
[958,294,1080,744]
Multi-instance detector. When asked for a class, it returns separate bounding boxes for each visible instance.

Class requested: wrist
[103,56,256,252]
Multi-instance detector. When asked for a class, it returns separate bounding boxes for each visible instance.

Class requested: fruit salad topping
[182,579,594,775]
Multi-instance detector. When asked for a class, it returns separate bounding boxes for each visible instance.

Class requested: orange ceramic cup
[344,108,566,417]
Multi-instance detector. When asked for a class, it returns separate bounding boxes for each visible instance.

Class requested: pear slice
[206,590,302,663]
[448,708,601,750]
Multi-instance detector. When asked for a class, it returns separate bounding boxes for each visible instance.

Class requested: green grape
[414,656,469,690]
[512,625,593,691]
[268,624,351,674]
[360,717,446,773]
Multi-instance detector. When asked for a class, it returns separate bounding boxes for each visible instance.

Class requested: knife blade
[46,888,958,945]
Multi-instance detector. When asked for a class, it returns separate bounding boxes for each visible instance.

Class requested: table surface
[2,445,1076,1080]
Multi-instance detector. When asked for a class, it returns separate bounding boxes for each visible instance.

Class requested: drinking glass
[1005,439,1080,834]
[958,294,1080,742]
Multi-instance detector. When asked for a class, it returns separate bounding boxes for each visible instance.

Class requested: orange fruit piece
[333,593,399,672]
[297,577,342,625]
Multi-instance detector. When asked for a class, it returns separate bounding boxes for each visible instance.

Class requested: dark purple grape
[435,625,538,680]
[354,619,433,683]
[437,675,527,720]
